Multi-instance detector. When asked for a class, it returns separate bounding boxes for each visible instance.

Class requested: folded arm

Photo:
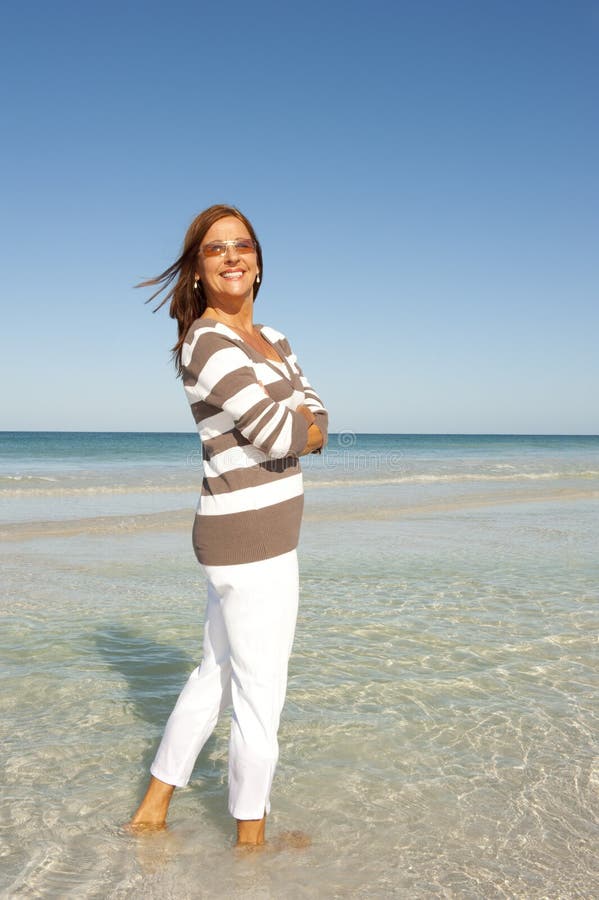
[283,340,329,454]
[182,326,311,459]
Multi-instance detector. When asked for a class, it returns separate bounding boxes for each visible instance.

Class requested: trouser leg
[203,550,299,820]
[150,581,232,787]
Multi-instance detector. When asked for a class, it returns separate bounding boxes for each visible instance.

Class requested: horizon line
[2,430,598,438]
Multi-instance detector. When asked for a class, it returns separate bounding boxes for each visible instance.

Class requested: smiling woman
[196,223,260,306]
[129,205,328,848]
[138,204,264,367]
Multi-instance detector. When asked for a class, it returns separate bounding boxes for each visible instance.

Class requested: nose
[223,241,240,263]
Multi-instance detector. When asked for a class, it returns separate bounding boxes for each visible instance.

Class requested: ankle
[130,776,175,825]
[236,813,267,846]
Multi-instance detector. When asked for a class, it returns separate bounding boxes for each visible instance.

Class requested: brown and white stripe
[181,318,328,566]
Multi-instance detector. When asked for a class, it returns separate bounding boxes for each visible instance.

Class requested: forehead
[203,216,251,243]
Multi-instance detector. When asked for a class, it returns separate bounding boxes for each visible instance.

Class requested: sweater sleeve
[281,339,329,450]
[182,325,310,460]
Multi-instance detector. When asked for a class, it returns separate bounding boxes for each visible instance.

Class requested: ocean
[1,432,597,898]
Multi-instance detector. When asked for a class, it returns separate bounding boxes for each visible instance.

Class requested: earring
[193,279,199,290]
[256,274,261,284]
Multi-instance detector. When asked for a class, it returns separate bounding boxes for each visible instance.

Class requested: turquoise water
[1,433,598,897]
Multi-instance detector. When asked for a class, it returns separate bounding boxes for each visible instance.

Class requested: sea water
[1,432,598,898]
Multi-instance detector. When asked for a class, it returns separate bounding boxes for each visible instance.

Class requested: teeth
[221,271,243,279]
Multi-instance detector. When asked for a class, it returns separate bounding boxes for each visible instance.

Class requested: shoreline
[2,485,597,541]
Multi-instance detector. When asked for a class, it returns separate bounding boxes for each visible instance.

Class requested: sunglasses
[200,239,257,258]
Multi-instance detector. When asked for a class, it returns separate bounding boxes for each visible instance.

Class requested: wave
[1,469,599,496]
[0,482,200,498]
[1,474,59,483]
[305,471,599,489]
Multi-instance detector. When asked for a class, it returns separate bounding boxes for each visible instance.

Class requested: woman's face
[195,215,259,308]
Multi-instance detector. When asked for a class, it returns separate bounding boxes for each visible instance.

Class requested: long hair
[138,204,263,376]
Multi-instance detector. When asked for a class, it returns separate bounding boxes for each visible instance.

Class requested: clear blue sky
[1,0,597,433]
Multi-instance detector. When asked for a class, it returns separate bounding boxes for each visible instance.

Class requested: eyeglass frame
[199,238,257,258]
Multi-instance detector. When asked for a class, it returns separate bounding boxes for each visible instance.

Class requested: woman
[130,205,328,846]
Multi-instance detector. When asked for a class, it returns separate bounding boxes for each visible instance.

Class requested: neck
[203,298,255,333]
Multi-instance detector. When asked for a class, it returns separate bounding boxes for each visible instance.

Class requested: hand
[300,422,323,455]
[297,404,316,427]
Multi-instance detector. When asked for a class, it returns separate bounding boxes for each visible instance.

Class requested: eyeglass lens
[202,239,256,257]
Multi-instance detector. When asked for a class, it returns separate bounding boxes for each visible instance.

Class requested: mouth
[220,268,245,280]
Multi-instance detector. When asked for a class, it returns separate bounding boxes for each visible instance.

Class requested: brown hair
[138,204,263,376]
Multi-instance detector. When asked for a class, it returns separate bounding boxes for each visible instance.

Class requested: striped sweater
[182,317,328,565]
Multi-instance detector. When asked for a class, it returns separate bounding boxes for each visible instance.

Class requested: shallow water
[1,433,598,897]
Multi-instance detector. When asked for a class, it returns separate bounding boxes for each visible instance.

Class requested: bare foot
[128,775,175,831]
[233,830,311,856]
[123,821,168,834]
[233,841,271,856]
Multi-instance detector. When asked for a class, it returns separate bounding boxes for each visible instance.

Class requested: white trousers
[150,549,299,820]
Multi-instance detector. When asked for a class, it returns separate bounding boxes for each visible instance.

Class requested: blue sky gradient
[1,0,597,433]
